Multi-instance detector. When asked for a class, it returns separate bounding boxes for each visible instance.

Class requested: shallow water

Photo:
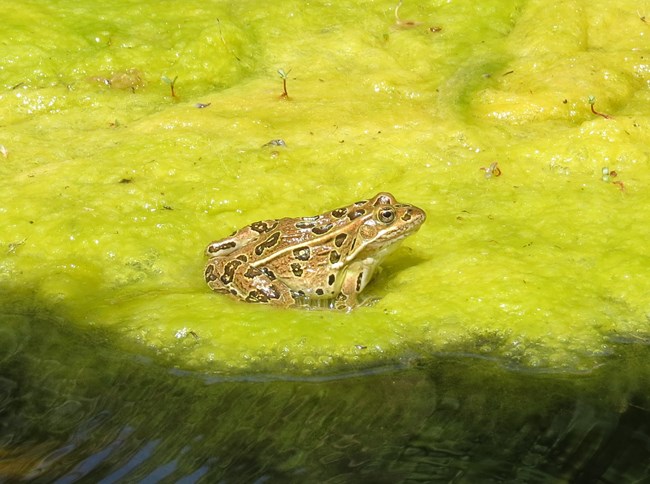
[1,300,649,481]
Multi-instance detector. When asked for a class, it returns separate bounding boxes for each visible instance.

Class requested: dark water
[1,288,649,483]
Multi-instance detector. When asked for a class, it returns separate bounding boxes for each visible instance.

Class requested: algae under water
[1,295,649,481]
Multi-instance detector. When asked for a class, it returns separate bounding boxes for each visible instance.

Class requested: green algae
[1,0,649,374]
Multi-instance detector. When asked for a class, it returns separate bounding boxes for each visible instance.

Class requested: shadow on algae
[1,283,650,482]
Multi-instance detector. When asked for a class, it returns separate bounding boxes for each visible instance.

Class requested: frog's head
[351,192,426,259]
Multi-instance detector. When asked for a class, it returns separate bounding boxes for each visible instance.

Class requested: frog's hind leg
[205,257,296,307]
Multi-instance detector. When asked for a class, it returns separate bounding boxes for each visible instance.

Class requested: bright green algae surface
[1,0,649,374]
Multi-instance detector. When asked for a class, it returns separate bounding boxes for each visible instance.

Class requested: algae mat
[1,0,649,374]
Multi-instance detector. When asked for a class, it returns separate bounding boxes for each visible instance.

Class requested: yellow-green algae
[1,0,649,374]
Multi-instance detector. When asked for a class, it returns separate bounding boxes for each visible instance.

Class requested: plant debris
[588,96,613,119]
[278,69,291,99]
[262,139,287,148]
[480,162,502,178]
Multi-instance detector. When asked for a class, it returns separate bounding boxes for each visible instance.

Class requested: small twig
[216,18,241,60]
[588,95,613,119]
[162,75,178,98]
[8,238,27,254]
[216,18,227,46]
[394,0,421,28]
[278,68,291,99]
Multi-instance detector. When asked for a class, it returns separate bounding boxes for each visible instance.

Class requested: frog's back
[205,219,280,257]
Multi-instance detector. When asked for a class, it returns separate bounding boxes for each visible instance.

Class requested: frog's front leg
[334,262,372,311]
[205,257,297,307]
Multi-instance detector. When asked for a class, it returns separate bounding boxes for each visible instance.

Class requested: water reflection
[1,288,649,482]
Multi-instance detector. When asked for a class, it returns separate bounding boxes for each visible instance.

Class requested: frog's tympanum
[204,192,426,311]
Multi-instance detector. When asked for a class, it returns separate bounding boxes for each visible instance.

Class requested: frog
[204,192,426,311]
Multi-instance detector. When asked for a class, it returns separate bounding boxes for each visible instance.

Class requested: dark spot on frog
[204,264,218,282]
[356,272,363,292]
[250,220,279,234]
[330,251,341,264]
[254,231,281,256]
[208,240,236,254]
[293,246,311,261]
[401,211,412,221]
[331,207,347,218]
[312,223,333,235]
[334,233,347,247]
[250,221,270,233]
[260,267,277,280]
[236,254,248,262]
[291,262,303,277]
[295,221,315,229]
[316,288,324,296]
[348,208,366,220]
[328,274,336,285]
[243,266,259,279]
[221,259,243,285]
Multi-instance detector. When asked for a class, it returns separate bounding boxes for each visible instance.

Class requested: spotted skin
[293,247,310,261]
[206,240,236,255]
[347,208,366,221]
[254,231,281,256]
[204,192,426,311]
[312,223,334,235]
[334,233,347,247]
[291,262,303,277]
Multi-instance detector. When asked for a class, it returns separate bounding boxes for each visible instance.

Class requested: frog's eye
[377,208,396,224]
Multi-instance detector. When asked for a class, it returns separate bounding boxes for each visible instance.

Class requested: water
[1,291,649,482]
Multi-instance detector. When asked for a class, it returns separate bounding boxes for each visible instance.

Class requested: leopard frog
[204,192,426,311]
